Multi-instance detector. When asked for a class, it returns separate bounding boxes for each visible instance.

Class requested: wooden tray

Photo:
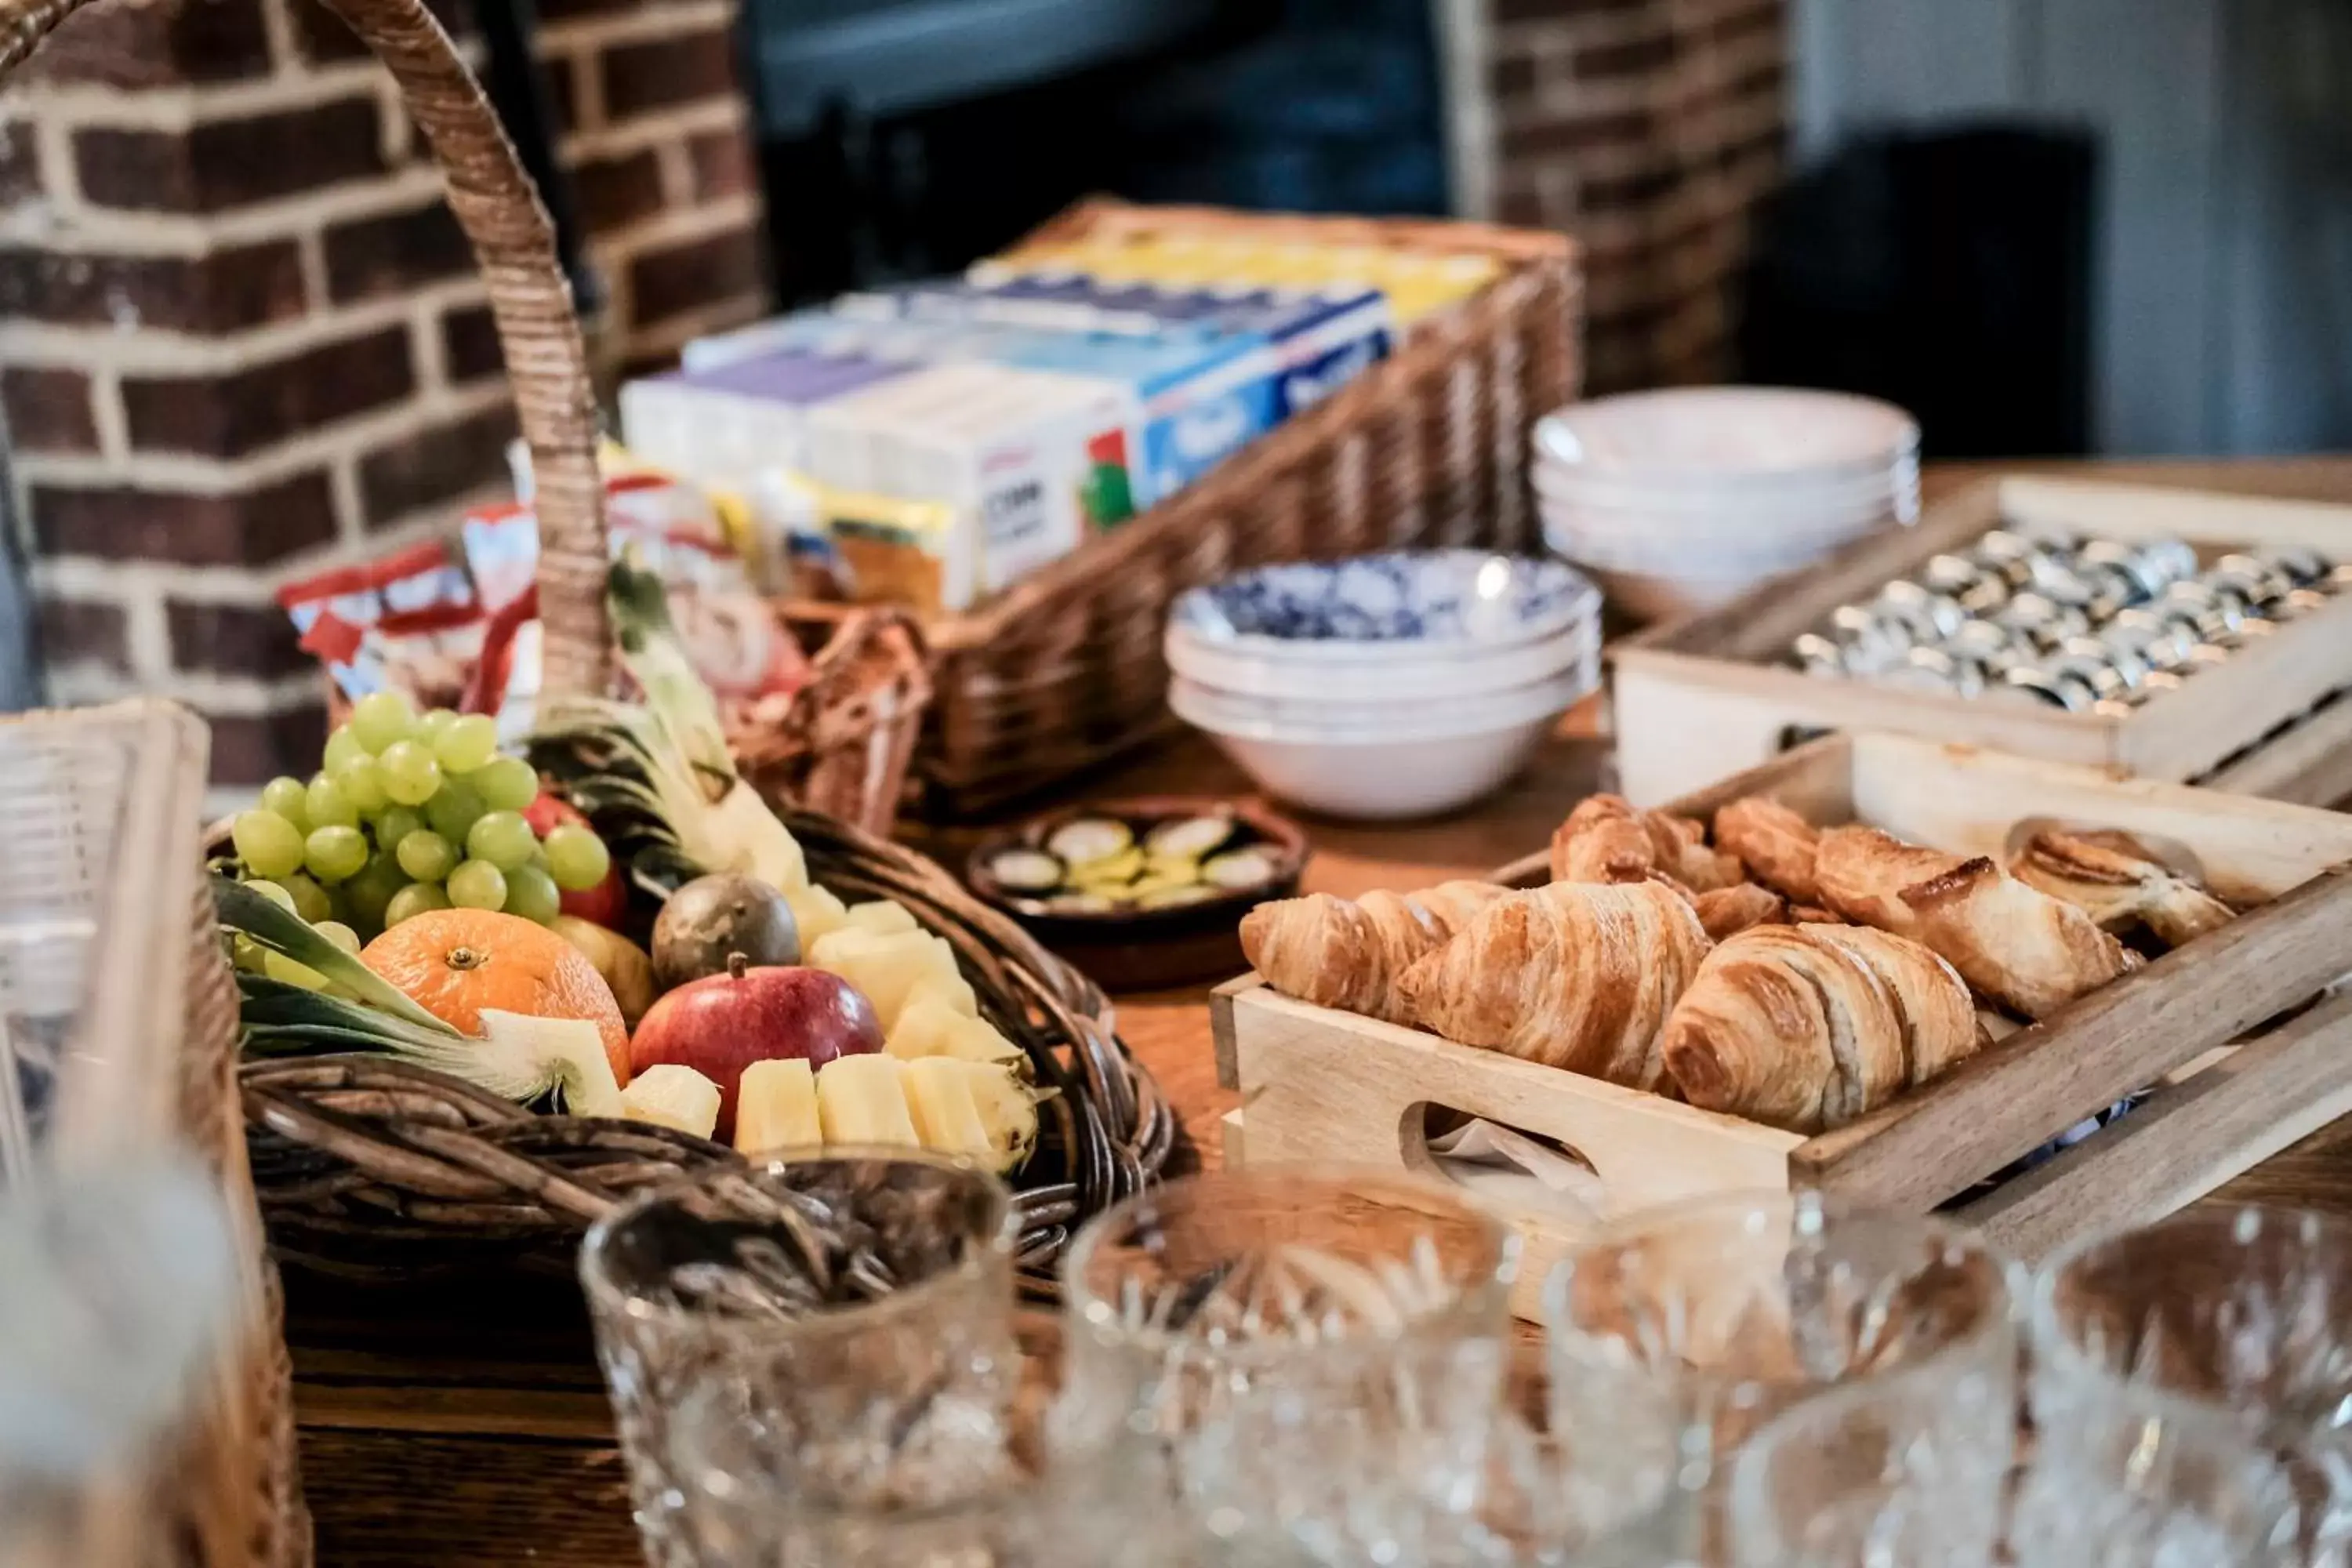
[1211,732,2352,1318]
[1610,477,2352,804]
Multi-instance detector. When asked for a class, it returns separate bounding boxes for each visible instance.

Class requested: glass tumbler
[1544,1191,2020,1552]
[1055,1167,1523,1566]
[1727,1356,2014,1568]
[2033,1205,2352,1566]
[676,1308,1209,1567]
[2012,1380,2302,1567]
[579,1151,1018,1568]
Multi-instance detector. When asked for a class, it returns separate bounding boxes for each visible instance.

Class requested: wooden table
[281,456,2352,1565]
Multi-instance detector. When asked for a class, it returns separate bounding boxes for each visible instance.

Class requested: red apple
[526,791,626,928]
[627,957,883,1139]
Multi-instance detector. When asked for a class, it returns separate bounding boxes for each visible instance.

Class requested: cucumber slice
[1046,817,1134,866]
[1145,815,1235,861]
[1046,891,1116,916]
[987,847,1065,892]
[1203,848,1281,890]
[1138,883,1219,910]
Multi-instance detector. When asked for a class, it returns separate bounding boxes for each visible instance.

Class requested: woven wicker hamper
[909,198,1582,815]
[0,701,306,1568]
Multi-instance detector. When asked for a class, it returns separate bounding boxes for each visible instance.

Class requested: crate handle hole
[1400,1102,1601,1192]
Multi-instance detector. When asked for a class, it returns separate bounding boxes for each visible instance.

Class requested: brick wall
[0,0,766,796]
[1474,0,1786,392]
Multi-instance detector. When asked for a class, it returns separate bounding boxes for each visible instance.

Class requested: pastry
[1713,797,1823,905]
[1661,924,1979,1133]
[2010,829,2234,947]
[1693,883,1788,941]
[1817,826,2132,1019]
[1239,882,1509,1025]
[1395,880,1711,1091]
[1551,794,1742,891]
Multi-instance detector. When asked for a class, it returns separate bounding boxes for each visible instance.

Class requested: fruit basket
[238,808,1174,1287]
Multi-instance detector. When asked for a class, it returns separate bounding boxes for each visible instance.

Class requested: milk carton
[617,351,910,488]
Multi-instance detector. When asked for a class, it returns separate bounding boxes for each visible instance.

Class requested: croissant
[1394,880,1710,1091]
[1693,883,1788,941]
[1661,924,1979,1133]
[1713,797,1823,905]
[2010,830,2234,947]
[1240,881,1510,1025]
[1552,794,1742,891]
[1817,826,2132,1019]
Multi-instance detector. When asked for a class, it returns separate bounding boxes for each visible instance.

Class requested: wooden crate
[1211,733,2352,1319]
[1610,476,2352,804]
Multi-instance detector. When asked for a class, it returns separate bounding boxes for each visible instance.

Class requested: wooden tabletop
[281,455,2352,1566]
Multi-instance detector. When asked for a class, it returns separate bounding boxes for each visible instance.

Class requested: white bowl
[1532,460,1918,518]
[1167,550,1599,665]
[1169,667,1592,820]
[1534,387,1919,485]
[1577,563,1788,622]
[1167,617,1599,701]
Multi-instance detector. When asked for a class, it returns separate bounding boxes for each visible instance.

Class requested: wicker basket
[909,198,1581,815]
[0,701,307,1568]
[239,809,1174,1291]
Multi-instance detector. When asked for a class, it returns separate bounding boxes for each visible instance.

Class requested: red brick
[0,241,305,334]
[121,327,414,459]
[440,302,504,383]
[572,149,666,234]
[292,0,475,62]
[1500,108,1650,160]
[0,123,38,208]
[75,98,385,214]
[535,0,633,20]
[36,596,130,674]
[357,402,519,527]
[1493,0,1650,20]
[206,703,329,788]
[546,59,580,133]
[323,201,471,303]
[167,601,311,679]
[32,0,271,87]
[688,129,754,200]
[1575,32,1675,78]
[2,368,99,454]
[1495,187,1547,227]
[601,28,736,121]
[627,223,762,327]
[30,470,337,568]
[1489,53,1540,100]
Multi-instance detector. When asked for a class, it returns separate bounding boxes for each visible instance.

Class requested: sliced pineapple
[477,1009,623,1120]
[885,993,1025,1071]
[955,1058,1042,1174]
[844,899,920,936]
[901,1056,994,1161]
[815,1054,920,1148]
[735,1058,822,1156]
[620,1063,722,1139]
[808,928,965,1031]
[781,881,850,947]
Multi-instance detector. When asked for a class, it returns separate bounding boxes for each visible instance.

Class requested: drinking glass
[674,1309,1209,1566]
[1542,1191,2020,1553]
[579,1151,1018,1568]
[1055,1167,1526,1565]
[2013,1379,2302,1567]
[1727,1356,2013,1568]
[2033,1205,2352,1566]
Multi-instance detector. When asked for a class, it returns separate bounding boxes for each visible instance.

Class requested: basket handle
[0,0,614,699]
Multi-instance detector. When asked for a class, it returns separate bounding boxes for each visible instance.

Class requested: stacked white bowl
[1164,550,1602,821]
[1534,387,1922,622]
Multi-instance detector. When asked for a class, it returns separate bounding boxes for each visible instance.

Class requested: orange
[362,909,631,1087]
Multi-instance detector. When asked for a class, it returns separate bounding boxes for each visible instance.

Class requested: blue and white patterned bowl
[1172,550,1596,653]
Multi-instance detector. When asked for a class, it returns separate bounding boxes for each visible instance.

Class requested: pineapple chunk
[901,1057,993,1160]
[477,1009,623,1119]
[816,1054,920,1147]
[886,993,1024,1069]
[902,971,979,1021]
[844,899,920,936]
[735,1058,822,1156]
[940,1058,1041,1174]
[808,929,964,1031]
[781,881,851,947]
[620,1064,722,1139]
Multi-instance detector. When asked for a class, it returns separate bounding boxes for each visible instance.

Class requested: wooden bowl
[965,797,1308,993]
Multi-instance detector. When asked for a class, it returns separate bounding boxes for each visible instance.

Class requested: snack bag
[278,543,481,706]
